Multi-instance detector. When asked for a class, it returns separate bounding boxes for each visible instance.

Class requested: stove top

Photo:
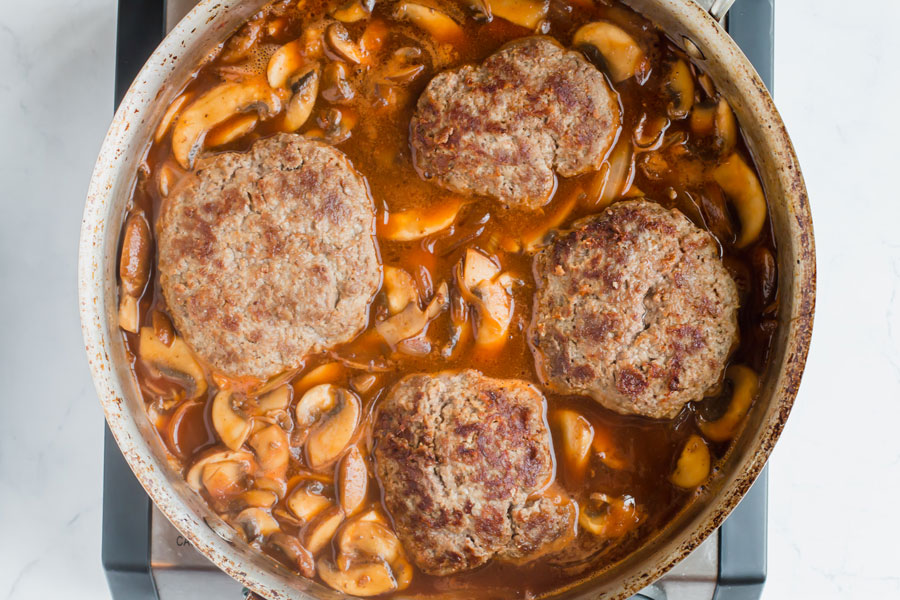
[103,1,772,598]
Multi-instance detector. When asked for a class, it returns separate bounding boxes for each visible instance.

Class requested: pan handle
[691,0,737,22]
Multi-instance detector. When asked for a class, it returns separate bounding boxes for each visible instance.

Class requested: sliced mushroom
[384,63,424,86]
[690,100,717,136]
[751,246,777,307]
[382,47,425,84]
[317,106,357,142]
[202,461,251,501]
[392,556,414,591]
[470,276,513,349]
[578,493,641,538]
[670,434,711,489]
[287,480,333,523]
[663,58,695,120]
[302,505,345,554]
[697,71,716,98]
[295,363,345,397]
[454,253,514,347]
[268,532,315,577]
[274,507,303,527]
[698,364,759,442]
[186,449,255,492]
[248,424,290,480]
[360,18,389,55]
[634,113,670,151]
[573,22,646,83]
[332,0,375,23]
[154,93,192,142]
[257,384,292,414]
[295,383,340,428]
[337,516,403,565]
[326,23,366,64]
[590,139,634,209]
[151,310,175,347]
[318,557,397,596]
[171,78,281,168]
[188,450,256,502]
[712,153,766,248]
[139,327,208,399]
[212,390,252,451]
[156,162,181,198]
[698,183,736,244]
[379,197,464,241]
[441,286,472,358]
[232,507,281,542]
[287,470,335,488]
[520,188,580,253]
[349,373,378,394]
[591,425,627,470]
[220,16,264,64]
[394,2,463,44]
[338,446,368,516]
[284,67,320,132]
[397,336,431,356]
[118,212,152,333]
[321,61,356,104]
[254,475,288,500]
[714,97,738,155]
[484,0,547,29]
[552,409,594,483]
[165,399,205,458]
[118,212,151,297]
[372,82,400,110]
[300,19,331,59]
[237,488,279,509]
[333,512,412,591]
[267,15,289,37]
[383,266,419,314]
[376,281,449,347]
[267,40,305,89]
[306,388,362,469]
[205,113,258,148]
[462,249,500,290]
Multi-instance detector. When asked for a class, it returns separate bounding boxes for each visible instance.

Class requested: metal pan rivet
[682,36,705,60]
[204,515,237,544]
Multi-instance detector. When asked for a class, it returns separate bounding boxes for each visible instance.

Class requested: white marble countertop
[1,0,898,598]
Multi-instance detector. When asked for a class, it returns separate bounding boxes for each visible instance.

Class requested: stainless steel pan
[78,1,815,597]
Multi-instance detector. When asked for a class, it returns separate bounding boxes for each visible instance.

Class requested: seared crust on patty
[528,199,739,419]
[410,37,620,210]
[157,133,380,379]
[373,370,575,575]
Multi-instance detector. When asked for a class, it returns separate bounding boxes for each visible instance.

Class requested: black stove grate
[102,1,773,598]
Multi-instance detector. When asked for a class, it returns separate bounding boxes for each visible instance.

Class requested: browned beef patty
[528,199,739,419]
[410,37,620,210]
[157,133,379,379]
[373,370,575,575]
